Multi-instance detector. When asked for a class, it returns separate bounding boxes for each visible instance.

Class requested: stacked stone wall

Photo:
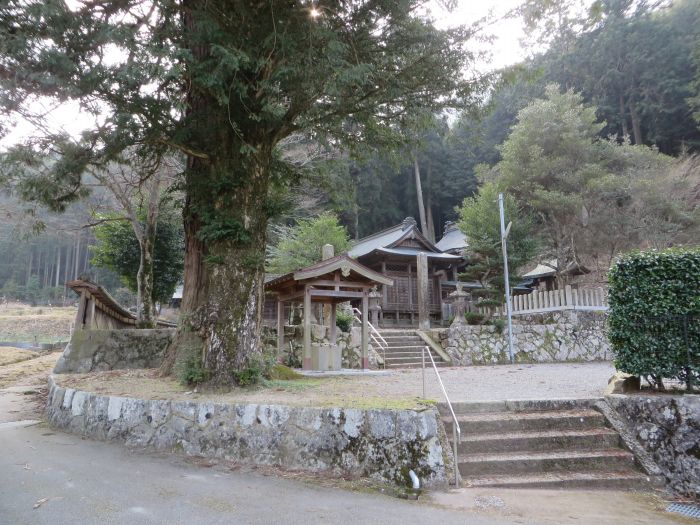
[436,311,610,365]
[46,377,447,486]
[53,328,175,374]
[607,394,700,497]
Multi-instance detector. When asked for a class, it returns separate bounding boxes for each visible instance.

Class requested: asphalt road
[0,416,515,525]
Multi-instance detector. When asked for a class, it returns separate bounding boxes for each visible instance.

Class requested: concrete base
[310,344,341,371]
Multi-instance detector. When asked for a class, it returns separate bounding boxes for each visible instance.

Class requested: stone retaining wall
[53,328,175,374]
[436,311,610,365]
[606,393,700,497]
[45,376,448,486]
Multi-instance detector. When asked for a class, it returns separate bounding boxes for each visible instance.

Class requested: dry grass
[56,369,433,410]
[0,304,75,343]
[0,347,39,366]
[0,352,60,389]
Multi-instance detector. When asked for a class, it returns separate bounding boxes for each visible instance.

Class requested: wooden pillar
[75,290,88,330]
[303,286,312,370]
[416,253,430,330]
[361,291,369,370]
[277,298,284,356]
[87,296,96,329]
[330,301,337,345]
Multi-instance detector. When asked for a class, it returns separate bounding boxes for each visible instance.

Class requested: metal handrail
[422,345,461,486]
[352,307,388,367]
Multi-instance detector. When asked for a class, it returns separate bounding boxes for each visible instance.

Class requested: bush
[177,354,209,386]
[335,308,354,332]
[464,311,485,325]
[608,248,700,390]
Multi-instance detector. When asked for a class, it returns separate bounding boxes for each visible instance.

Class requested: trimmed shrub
[608,248,700,390]
[335,308,354,332]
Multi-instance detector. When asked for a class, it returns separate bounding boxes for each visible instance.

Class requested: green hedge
[608,248,700,390]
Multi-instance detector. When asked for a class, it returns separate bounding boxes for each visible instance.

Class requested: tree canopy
[267,212,350,274]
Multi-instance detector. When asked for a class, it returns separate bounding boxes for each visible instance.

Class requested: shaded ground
[57,362,616,409]
[0,304,75,344]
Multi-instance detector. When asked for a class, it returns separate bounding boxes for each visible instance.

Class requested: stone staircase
[439,400,650,489]
[377,329,449,369]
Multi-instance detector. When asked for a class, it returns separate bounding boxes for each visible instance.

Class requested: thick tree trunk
[425,163,435,243]
[168,155,269,384]
[618,93,629,139]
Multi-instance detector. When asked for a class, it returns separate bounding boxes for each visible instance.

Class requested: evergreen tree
[0,0,478,384]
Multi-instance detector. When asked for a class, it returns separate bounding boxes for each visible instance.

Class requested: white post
[498,193,515,363]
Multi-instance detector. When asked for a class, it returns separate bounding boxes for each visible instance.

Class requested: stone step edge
[455,427,619,442]
[460,469,651,488]
[437,398,601,414]
[458,448,633,463]
[442,408,604,423]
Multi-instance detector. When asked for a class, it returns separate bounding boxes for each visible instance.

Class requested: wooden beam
[277,299,284,356]
[303,286,311,370]
[303,279,369,289]
[309,289,364,299]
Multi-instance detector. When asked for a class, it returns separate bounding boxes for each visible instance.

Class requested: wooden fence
[478,285,608,316]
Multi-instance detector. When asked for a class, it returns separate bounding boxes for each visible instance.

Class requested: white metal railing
[478,285,608,317]
[422,346,461,486]
[351,307,388,368]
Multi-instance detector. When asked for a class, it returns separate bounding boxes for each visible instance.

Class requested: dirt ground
[0,304,75,343]
[56,361,616,409]
[0,346,40,366]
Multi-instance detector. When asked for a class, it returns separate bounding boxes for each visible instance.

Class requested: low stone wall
[53,328,175,374]
[45,376,447,486]
[606,393,700,497]
[436,311,610,365]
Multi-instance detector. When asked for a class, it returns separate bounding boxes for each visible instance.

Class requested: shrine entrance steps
[377,329,449,369]
[439,399,651,490]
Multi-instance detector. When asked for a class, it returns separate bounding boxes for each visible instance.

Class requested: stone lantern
[448,282,469,326]
[368,286,382,327]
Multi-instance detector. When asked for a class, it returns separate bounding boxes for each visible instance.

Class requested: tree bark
[630,103,643,146]
[618,93,629,139]
[136,233,156,328]
[425,162,435,243]
[413,153,429,238]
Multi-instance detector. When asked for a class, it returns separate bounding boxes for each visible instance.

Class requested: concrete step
[458,448,635,476]
[383,339,424,346]
[381,350,437,357]
[457,428,620,454]
[442,409,606,433]
[383,345,431,352]
[460,470,651,490]
[384,360,449,369]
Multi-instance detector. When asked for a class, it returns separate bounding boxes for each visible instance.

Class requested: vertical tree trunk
[425,162,435,243]
[26,250,33,285]
[618,93,629,139]
[55,247,61,287]
[413,154,429,238]
[630,103,643,145]
[73,232,81,280]
[136,233,156,328]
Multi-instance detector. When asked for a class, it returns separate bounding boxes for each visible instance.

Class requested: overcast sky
[2,1,530,147]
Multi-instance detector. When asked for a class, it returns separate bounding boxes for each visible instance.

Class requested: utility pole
[498,193,515,363]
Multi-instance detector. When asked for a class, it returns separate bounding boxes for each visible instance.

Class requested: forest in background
[1,0,699,303]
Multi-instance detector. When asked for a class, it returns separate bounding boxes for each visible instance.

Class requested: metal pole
[453,425,459,486]
[422,346,426,399]
[499,193,515,363]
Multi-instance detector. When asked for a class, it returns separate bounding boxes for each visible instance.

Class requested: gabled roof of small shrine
[347,217,445,259]
[435,221,468,254]
[265,254,393,291]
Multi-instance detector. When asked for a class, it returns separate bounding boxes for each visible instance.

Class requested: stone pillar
[368,286,382,327]
[448,282,469,326]
[330,303,337,345]
[322,244,335,261]
[416,252,430,330]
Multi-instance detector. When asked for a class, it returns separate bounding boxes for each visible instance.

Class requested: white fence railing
[478,285,608,316]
